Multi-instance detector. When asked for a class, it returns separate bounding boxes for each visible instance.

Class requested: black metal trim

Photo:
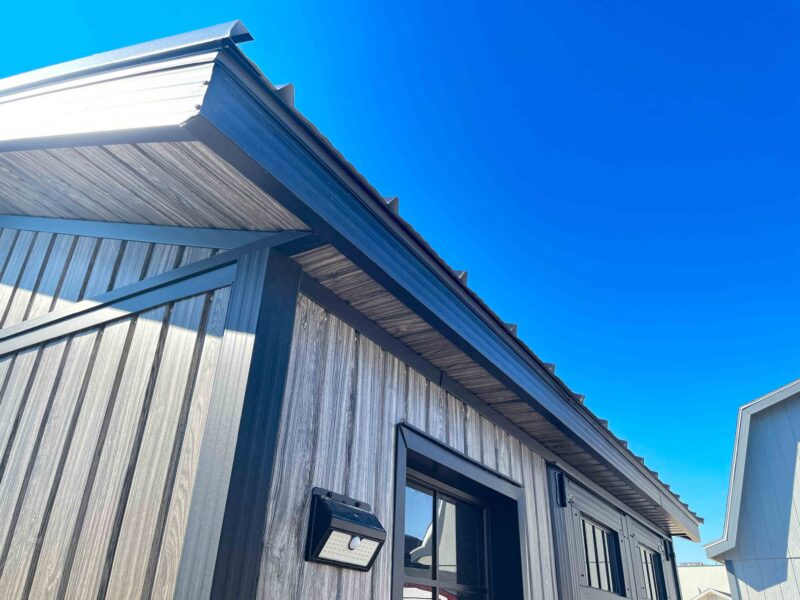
[556,471,568,508]
[209,249,301,599]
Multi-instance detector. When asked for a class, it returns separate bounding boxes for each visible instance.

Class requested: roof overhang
[0,22,702,540]
[706,379,800,560]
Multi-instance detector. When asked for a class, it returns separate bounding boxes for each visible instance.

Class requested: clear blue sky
[5,0,800,564]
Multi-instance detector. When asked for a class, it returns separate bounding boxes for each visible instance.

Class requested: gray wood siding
[0,226,247,600]
[0,227,218,328]
[257,294,558,600]
[0,284,231,600]
[0,142,308,232]
[725,395,800,600]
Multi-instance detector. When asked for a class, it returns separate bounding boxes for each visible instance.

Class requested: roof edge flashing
[0,20,252,98]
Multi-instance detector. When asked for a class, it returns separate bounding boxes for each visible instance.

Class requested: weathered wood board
[257,295,558,600]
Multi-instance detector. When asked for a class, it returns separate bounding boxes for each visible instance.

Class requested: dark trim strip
[401,424,523,499]
[0,215,288,249]
[392,424,526,600]
[209,250,301,600]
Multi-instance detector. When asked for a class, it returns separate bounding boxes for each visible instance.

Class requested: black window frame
[402,472,491,598]
[579,515,625,595]
[392,424,527,600]
[548,466,680,600]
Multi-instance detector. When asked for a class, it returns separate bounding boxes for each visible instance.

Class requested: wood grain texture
[257,297,328,600]
[0,339,68,579]
[103,293,207,600]
[0,141,308,232]
[27,319,131,599]
[63,306,168,599]
[339,335,385,598]
[149,286,230,600]
[0,224,237,600]
[1,231,53,327]
[0,329,97,599]
[257,295,558,600]
[0,226,211,330]
[25,234,74,320]
[293,309,357,600]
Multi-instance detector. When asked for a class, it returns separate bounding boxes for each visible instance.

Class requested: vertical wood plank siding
[0,227,216,328]
[257,295,558,600]
[0,227,241,600]
[0,285,231,600]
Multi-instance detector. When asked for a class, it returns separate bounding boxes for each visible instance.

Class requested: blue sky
[4,0,800,563]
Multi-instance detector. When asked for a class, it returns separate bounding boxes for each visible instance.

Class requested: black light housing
[305,487,386,571]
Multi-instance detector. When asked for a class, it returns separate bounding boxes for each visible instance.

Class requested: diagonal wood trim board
[0,230,312,356]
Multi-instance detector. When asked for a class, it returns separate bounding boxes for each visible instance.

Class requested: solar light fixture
[305,487,386,571]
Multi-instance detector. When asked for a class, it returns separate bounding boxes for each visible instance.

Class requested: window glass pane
[403,583,434,599]
[437,496,485,587]
[581,517,621,594]
[404,485,434,578]
[595,526,609,591]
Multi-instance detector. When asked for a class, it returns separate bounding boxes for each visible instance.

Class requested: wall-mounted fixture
[305,487,386,571]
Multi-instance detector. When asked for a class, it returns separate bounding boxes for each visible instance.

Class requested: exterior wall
[0,226,216,326]
[0,224,276,600]
[0,223,258,600]
[724,395,800,599]
[257,294,558,599]
[677,564,731,599]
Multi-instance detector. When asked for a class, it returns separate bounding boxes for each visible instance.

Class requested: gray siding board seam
[141,291,213,600]
[0,338,70,575]
[96,303,174,600]
[20,327,103,598]
[56,317,139,599]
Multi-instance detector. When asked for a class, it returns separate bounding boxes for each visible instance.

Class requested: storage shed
[0,21,700,600]
[706,380,800,599]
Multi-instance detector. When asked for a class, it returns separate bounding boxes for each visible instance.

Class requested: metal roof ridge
[0,20,251,97]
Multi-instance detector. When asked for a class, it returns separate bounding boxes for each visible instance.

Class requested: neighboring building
[677,563,731,599]
[706,380,800,599]
[0,22,701,600]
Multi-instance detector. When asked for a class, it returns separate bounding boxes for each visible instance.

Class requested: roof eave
[0,22,702,539]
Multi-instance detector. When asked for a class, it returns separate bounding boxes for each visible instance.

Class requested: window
[393,425,525,600]
[638,546,665,600]
[580,517,623,595]
[402,477,488,600]
[550,467,679,600]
